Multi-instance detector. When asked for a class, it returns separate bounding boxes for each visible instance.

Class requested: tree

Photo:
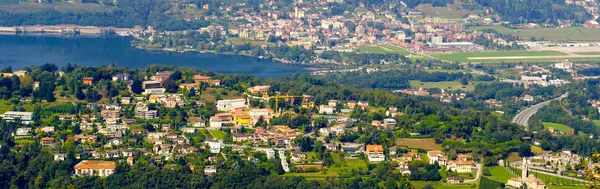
[131,80,143,94]
[85,88,102,102]
[295,136,314,152]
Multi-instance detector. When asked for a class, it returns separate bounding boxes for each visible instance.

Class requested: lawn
[208,130,225,140]
[510,168,585,186]
[573,52,600,55]
[479,176,504,189]
[0,99,35,114]
[593,120,600,128]
[283,155,368,178]
[542,122,573,133]
[469,25,600,41]
[357,44,411,55]
[432,51,568,62]
[531,145,546,155]
[409,80,475,91]
[396,138,442,150]
[412,181,476,189]
[14,139,34,145]
[487,166,515,182]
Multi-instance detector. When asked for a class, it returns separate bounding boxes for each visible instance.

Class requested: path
[511,93,568,130]
[278,150,290,172]
[463,164,482,183]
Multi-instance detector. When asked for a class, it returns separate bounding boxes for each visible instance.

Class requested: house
[112,74,128,81]
[328,100,339,107]
[366,144,385,162]
[41,137,55,146]
[121,97,132,104]
[142,81,162,89]
[216,99,246,111]
[247,85,270,95]
[484,99,502,107]
[447,177,462,184]
[151,71,171,82]
[446,160,476,173]
[74,160,116,177]
[75,135,97,143]
[507,178,523,188]
[233,112,252,126]
[206,140,222,153]
[523,95,534,102]
[2,111,33,124]
[187,117,206,127]
[427,151,447,166]
[193,75,210,83]
[319,105,335,114]
[264,148,276,159]
[33,81,39,90]
[143,88,166,95]
[82,77,94,85]
[383,118,397,128]
[15,127,32,136]
[204,166,217,175]
[181,127,196,133]
[54,153,67,161]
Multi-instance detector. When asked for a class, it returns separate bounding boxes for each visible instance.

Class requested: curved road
[511,93,568,130]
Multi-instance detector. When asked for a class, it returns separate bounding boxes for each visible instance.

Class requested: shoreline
[0,25,140,36]
[133,45,333,72]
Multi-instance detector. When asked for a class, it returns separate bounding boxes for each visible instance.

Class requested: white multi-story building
[366,145,385,162]
[216,99,246,111]
[2,111,33,124]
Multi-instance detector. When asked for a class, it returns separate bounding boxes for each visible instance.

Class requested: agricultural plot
[396,138,442,150]
[282,153,368,178]
[416,3,481,19]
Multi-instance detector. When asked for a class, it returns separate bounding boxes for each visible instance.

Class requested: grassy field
[469,25,600,41]
[573,52,600,55]
[542,122,573,133]
[396,138,442,150]
[14,139,34,145]
[488,166,515,182]
[432,51,568,62]
[409,80,475,91]
[208,130,225,140]
[357,44,411,55]
[229,37,273,46]
[412,181,476,189]
[283,153,368,178]
[511,168,585,186]
[479,176,504,189]
[531,145,546,155]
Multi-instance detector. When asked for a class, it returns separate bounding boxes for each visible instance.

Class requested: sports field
[469,25,600,41]
[357,44,411,55]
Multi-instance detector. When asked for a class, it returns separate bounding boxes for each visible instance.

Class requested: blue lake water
[0,34,309,77]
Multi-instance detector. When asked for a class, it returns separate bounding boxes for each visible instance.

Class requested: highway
[511,93,568,130]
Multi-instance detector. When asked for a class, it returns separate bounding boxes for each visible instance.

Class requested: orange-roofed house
[41,137,55,146]
[82,77,94,85]
[74,160,116,177]
[193,75,210,83]
[366,144,385,162]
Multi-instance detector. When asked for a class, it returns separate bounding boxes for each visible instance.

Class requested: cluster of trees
[324,69,494,90]
[577,68,600,76]
[0,0,209,31]
[318,51,410,65]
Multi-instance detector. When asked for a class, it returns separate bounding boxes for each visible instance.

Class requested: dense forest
[0,0,209,30]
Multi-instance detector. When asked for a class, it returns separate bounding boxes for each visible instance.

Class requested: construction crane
[270,93,313,114]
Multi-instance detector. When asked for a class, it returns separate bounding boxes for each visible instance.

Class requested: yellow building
[446,160,476,173]
[233,112,252,126]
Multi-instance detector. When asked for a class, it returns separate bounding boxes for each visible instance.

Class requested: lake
[0,34,309,78]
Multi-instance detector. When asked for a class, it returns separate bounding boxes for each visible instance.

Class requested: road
[511,93,568,130]
[463,164,482,183]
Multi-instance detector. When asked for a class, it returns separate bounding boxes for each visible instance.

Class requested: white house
[207,140,223,153]
[319,105,335,114]
[216,99,246,111]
